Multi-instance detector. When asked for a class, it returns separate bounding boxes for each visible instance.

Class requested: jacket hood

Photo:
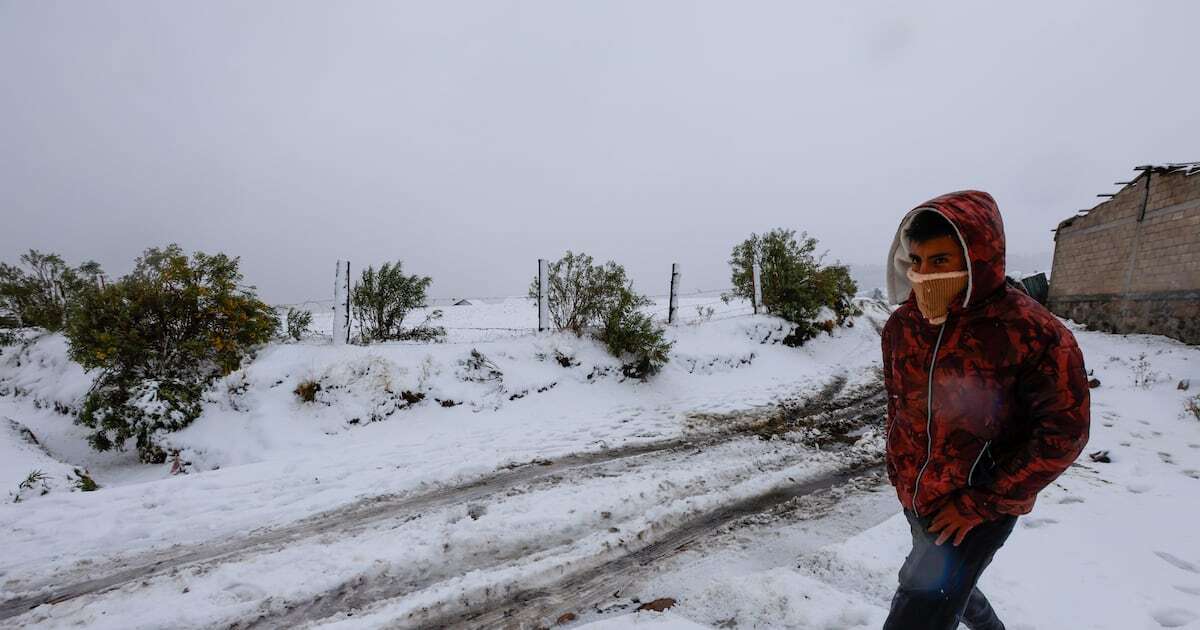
[886,190,1006,308]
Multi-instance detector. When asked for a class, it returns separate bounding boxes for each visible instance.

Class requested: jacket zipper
[885,355,898,449]
[912,321,946,517]
[967,440,991,486]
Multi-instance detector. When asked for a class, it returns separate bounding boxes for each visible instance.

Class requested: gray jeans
[882,508,1018,630]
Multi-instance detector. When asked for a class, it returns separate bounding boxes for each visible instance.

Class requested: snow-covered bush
[12,469,49,502]
[459,349,503,383]
[351,262,445,342]
[692,304,716,324]
[1130,353,1162,389]
[65,245,278,462]
[77,378,205,461]
[294,379,321,403]
[0,250,104,332]
[9,468,97,503]
[599,285,672,378]
[391,314,447,342]
[725,229,858,346]
[531,252,672,378]
[284,307,313,342]
[294,354,426,424]
[73,468,97,491]
[1186,395,1200,422]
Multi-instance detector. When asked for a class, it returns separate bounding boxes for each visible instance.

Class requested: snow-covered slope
[0,296,887,630]
[0,296,874,484]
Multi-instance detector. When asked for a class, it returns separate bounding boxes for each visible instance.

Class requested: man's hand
[928,499,986,546]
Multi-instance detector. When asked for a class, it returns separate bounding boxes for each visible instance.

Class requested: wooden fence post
[333,260,351,344]
[752,262,763,315]
[668,263,680,324]
[538,259,550,332]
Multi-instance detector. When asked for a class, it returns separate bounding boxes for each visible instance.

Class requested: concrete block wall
[1048,169,1200,345]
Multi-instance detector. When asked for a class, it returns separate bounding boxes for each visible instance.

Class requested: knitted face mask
[906,268,968,324]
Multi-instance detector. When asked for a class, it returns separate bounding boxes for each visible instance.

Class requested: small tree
[65,245,277,462]
[812,264,861,324]
[532,252,673,378]
[726,229,858,345]
[599,286,673,378]
[527,251,628,335]
[352,262,444,342]
[284,307,313,342]
[0,250,104,332]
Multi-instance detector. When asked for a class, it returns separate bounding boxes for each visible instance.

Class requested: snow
[0,418,80,503]
[0,298,877,614]
[603,323,1200,630]
[575,611,712,629]
[1,298,1198,629]
[0,333,92,412]
[1141,162,1200,177]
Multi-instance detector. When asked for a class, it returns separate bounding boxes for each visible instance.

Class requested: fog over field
[2,1,1197,302]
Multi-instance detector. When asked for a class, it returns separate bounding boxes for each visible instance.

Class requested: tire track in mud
[0,373,868,622]
[411,466,886,630]
[230,380,887,630]
[0,444,710,622]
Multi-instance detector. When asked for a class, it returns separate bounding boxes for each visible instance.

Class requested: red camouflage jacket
[882,190,1091,521]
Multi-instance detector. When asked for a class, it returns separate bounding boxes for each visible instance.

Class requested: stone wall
[1048,167,1200,345]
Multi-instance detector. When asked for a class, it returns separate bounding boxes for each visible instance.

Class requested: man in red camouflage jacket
[880,190,1091,630]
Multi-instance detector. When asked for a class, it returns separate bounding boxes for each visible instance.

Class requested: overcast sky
[2,1,1198,303]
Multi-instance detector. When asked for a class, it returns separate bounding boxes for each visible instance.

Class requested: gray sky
[2,1,1198,303]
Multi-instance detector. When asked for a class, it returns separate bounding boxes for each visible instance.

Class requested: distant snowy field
[291,291,753,345]
[0,296,1197,629]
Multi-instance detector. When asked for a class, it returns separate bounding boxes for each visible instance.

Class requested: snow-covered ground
[580,327,1200,630]
[1,296,1197,629]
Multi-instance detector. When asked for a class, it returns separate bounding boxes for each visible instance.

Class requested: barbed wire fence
[272,260,765,345]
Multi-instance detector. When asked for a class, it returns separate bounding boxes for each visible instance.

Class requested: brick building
[1048,162,1200,345]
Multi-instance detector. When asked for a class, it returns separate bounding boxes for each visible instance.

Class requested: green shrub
[12,470,50,502]
[18,470,47,491]
[527,251,629,335]
[285,307,313,341]
[533,252,673,378]
[72,468,98,492]
[65,245,277,462]
[0,250,104,332]
[394,310,446,342]
[77,377,205,461]
[599,286,673,378]
[812,264,861,324]
[352,262,445,342]
[726,229,858,346]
